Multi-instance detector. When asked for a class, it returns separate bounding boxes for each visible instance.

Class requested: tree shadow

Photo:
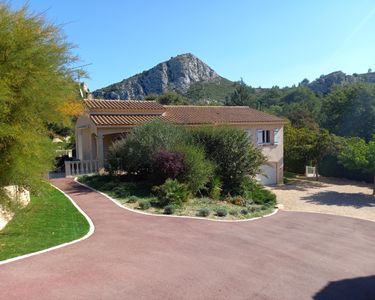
[271,179,328,192]
[314,275,375,300]
[302,191,375,208]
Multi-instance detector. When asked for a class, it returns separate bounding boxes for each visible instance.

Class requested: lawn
[79,175,275,220]
[0,182,90,261]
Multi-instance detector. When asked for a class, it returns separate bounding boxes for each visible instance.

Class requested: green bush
[197,207,210,217]
[192,126,265,193]
[138,200,151,210]
[209,176,222,200]
[153,179,189,207]
[112,186,130,198]
[215,207,228,217]
[163,205,176,215]
[173,144,214,194]
[108,121,188,177]
[229,208,238,216]
[240,208,249,215]
[240,177,276,207]
[127,196,138,203]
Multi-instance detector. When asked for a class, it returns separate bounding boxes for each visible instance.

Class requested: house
[75,99,286,185]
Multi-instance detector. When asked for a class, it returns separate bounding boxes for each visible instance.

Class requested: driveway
[269,177,375,222]
[0,178,375,300]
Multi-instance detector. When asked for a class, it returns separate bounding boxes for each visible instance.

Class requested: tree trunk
[315,165,319,181]
[373,171,375,196]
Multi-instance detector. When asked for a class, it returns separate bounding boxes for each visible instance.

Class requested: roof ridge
[84,98,158,103]
[165,105,250,108]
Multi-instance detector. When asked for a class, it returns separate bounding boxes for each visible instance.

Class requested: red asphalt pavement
[1,178,375,300]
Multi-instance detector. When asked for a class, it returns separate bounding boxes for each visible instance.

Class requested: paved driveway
[269,177,375,222]
[1,178,375,300]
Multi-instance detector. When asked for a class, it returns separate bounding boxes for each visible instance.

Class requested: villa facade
[75,99,286,185]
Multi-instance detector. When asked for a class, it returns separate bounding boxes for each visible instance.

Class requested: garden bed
[79,175,276,221]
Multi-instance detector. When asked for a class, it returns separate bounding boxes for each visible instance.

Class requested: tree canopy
[0,4,81,189]
[338,137,375,194]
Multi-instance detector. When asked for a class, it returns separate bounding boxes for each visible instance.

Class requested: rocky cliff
[93,53,222,100]
[304,71,375,94]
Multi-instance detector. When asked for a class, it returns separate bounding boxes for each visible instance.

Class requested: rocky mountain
[93,53,226,100]
[302,70,375,94]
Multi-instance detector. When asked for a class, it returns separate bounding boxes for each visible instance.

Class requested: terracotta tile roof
[84,99,165,111]
[90,114,161,126]
[162,106,285,124]
[85,100,285,126]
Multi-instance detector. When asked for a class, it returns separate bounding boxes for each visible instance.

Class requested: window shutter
[256,130,263,145]
[274,128,280,144]
[245,129,252,139]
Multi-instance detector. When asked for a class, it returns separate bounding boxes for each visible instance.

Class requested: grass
[80,175,275,220]
[0,182,90,261]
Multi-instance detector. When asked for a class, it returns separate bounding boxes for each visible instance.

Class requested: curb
[75,178,279,223]
[0,184,95,266]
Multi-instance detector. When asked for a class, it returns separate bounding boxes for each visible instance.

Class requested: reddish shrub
[152,151,185,182]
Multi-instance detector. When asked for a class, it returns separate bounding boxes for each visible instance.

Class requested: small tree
[338,137,375,195]
[157,92,188,105]
[284,124,336,179]
[0,4,80,189]
[108,121,187,177]
[225,80,256,107]
[192,126,265,193]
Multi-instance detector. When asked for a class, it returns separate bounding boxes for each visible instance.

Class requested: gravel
[268,177,375,222]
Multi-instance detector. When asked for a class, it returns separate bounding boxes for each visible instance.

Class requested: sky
[10,0,375,90]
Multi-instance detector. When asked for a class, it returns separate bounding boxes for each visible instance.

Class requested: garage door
[256,164,277,185]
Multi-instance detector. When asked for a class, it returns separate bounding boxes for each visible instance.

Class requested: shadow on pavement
[314,275,375,300]
[301,191,375,208]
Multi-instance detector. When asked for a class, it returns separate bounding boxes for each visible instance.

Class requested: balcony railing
[65,160,102,177]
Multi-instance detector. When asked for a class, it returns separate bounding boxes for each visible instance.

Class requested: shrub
[163,205,176,215]
[153,179,189,207]
[101,181,118,191]
[127,196,138,203]
[209,176,222,200]
[108,121,188,177]
[240,208,249,215]
[197,207,210,217]
[240,177,276,207]
[173,144,214,194]
[229,208,238,216]
[192,126,265,193]
[112,186,130,198]
[138,200,151,210]
[152,150,185,183]
[215,207,227,217]
[248,204,263,212]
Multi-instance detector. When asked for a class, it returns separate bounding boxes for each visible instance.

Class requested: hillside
[93,53,375,103]
[302,70,375,94]
[93,53,232,101]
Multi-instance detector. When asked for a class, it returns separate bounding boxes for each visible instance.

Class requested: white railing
[65,160,102,177]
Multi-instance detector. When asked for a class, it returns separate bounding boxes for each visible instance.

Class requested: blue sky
[11,0,375,90]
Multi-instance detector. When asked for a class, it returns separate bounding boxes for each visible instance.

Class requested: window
[257,129,271,145]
